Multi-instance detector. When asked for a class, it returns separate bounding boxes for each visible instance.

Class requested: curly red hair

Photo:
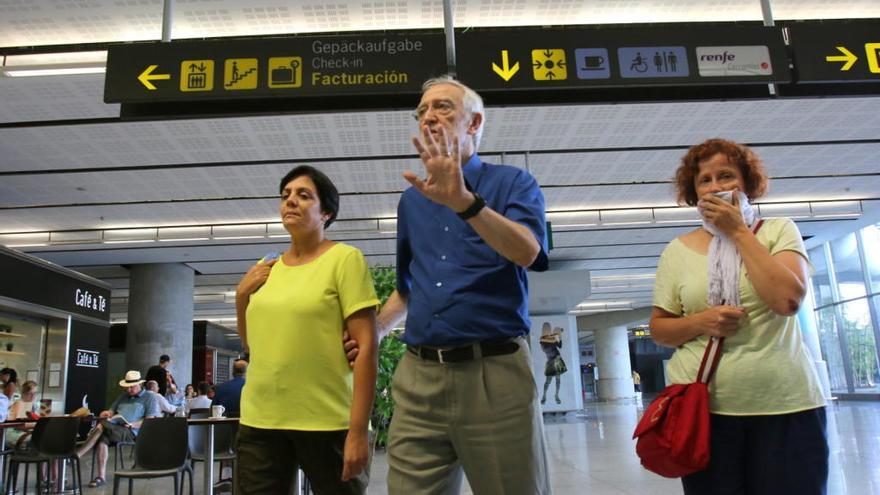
[673,138,769,206]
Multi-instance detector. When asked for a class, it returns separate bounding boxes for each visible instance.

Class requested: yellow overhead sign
[491,50,520,82]
[137,65,171,90]
[531,49,567,81]
[866,43,880,73]
[825,46,857,71]
[268,57,303,88]
[180,60,214,92]
[825,43,880,73]
[224,58,258,90]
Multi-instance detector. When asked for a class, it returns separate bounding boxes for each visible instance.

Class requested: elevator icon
[180,60,214,92]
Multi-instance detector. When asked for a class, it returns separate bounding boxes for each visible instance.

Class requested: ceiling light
[2,66,106,77]
[0,232,51,247]
[378,219,397,233]
[102,239,156,244]
[1,51,108,77]
[212,224,268,239]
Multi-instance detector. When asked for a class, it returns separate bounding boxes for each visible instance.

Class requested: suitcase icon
[271,59,300,86]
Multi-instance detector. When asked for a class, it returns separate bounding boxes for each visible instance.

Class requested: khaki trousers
[387,338,552,495]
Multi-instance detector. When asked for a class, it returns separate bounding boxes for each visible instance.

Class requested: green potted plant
[370,266,406,450]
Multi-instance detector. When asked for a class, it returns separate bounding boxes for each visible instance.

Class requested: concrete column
[126,263,194,387]
[798,284,833,399]
[594,324,635,400]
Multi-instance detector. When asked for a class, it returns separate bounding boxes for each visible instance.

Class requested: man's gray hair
[421,76,486,151]
[145,380,159,390]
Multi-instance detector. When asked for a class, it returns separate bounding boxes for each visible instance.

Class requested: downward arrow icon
[492,50,520,82]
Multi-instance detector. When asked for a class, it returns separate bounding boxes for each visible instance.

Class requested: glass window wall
[809,246,835,308]
[811,223,880,396]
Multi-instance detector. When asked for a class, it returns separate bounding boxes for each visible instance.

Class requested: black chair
[81,412,135,481]
[88,431,135,481]
[4,416,83,495]
[187,412,237,486]
[111,417,193,495]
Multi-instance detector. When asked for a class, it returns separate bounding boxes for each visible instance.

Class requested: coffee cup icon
[583,55,605,70]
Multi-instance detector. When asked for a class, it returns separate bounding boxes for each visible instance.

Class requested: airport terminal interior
[1,1,880,494]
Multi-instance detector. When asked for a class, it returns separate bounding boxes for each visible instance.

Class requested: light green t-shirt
[241,243,379,430]
[653,218,826,415]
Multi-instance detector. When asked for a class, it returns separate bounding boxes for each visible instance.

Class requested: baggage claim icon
[268,57,303,89]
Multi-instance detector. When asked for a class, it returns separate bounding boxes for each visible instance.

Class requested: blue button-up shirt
[396,154,548,346]
[109,388,160,434]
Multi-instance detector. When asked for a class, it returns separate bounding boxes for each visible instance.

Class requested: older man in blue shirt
[77,370,161,488]
[378,76,551,495]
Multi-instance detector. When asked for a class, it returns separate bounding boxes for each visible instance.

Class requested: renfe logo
[700,51,736,63]
[696,46,772,77]
[76,349,99,368]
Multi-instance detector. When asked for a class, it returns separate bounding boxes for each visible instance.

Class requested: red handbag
[632,335,723,478]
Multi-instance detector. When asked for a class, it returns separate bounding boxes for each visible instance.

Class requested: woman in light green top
[650,138,827,494]
[235,165,378,494]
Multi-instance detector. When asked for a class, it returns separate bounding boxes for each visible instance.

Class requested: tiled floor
[31,399,880,494]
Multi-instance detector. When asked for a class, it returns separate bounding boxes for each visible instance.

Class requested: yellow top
[240,243,379,430]
[653,218,826,415]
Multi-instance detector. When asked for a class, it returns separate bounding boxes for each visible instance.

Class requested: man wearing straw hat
[77,370,161,488]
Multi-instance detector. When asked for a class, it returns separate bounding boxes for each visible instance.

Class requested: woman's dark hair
[674,138,769,206]
[0,368,17,384]
[278,165,339,229]
[197,381,211,395]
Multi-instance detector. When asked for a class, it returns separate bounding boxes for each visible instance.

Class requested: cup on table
[211,405,225,418]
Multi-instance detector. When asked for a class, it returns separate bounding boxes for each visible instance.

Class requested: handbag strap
[695,218,765,384]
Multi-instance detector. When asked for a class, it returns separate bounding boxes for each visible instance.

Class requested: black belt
[407,340,519,364]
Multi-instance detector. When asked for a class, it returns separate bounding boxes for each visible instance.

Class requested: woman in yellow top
[235,165,379,494]
[650,139,827,494]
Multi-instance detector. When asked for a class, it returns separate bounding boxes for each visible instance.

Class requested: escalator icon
[268,57,303,88]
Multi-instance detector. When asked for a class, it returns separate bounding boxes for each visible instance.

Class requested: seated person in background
[145,354,172,396]
[212,359,247,417]
[165,370,185,409]
[4,381,18,401]
[0,369,18,401]
[185,381,212,414]
[9,380,40,419]
[145,380,177,415]
[77,370,160,488]
[0,392,8,422]
[0,367,17,388]
[3,380,40,449]
[184,383,196,400]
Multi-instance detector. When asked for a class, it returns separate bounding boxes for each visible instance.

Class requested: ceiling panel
[3,0,878,48]
[0,74,117,123]
[4,143,877,209]
[552,244,666,260]
[0,194,403,232]
[4,175,875,235]
[4,98,880,174]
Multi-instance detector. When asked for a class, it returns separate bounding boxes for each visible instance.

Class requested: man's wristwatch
[457,192,486,220]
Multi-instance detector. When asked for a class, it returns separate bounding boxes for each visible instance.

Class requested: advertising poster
[529,314,583,413]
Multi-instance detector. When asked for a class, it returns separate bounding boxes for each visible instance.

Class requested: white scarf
[701,191,757,307]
